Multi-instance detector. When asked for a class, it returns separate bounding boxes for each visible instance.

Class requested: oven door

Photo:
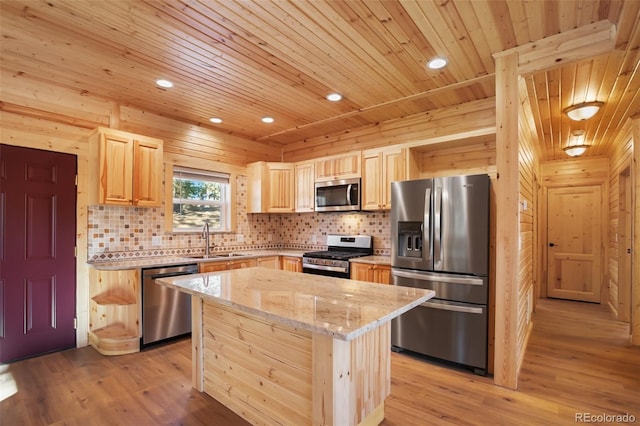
[302,261,350,279]
[315,178,360,212]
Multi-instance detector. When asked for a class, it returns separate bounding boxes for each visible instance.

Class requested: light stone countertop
[88,249,307,270]
[156,267,434,341]
[350,255,391,265]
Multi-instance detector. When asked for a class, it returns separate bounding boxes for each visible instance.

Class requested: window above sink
[170,166,232,233]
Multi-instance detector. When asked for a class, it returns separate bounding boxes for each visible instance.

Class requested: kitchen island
[157,267,434,426]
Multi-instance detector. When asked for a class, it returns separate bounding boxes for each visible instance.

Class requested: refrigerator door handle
[421,301,484,315]
[392,269,484,286]
[434,185,442,268]
[423,187,432,262]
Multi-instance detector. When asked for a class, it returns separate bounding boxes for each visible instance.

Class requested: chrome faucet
[202,223,210,258]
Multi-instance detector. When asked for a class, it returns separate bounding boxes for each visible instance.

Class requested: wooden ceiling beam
[495,20,617,75]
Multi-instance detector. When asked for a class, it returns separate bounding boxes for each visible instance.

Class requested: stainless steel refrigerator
[390,174,490,375]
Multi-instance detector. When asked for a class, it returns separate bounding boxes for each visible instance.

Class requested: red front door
[0,144,77,362]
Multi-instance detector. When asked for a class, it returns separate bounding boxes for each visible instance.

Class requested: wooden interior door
[0,144,77,362]
[546,186,602,303]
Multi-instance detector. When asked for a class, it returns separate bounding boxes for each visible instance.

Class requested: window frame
[166,165,234,233]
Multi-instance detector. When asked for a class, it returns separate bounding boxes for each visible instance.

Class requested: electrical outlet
[311,235,317,244]
[237,234,244,243]
[152,236,162,246]
[267,233,272,242]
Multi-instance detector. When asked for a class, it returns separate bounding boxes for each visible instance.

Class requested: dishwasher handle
[148,270,197,280]
[421,300,484,314]
[143,264,199,280]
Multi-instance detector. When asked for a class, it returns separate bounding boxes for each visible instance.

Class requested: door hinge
[74,246,78,257]
[73,318,77,330]
[75,174,78,186]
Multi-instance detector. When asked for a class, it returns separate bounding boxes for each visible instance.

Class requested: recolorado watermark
[575,412,636,423]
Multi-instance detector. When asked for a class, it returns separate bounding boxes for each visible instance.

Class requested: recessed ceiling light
[427,57,448,70]
[209,117,223,124]
[326,93,342,102]
[156,79,174,88]
[262,116,274,123]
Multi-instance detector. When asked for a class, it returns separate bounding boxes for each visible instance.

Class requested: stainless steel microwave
[315,178,361,212]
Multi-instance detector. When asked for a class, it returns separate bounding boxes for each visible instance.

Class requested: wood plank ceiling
[1,0,639,162]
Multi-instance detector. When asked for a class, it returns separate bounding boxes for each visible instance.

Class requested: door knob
[549,242,556,247]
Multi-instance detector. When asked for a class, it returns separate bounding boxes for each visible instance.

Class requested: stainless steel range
[302,234,373,278]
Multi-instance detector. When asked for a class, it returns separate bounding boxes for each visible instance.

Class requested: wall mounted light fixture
[563,101,603,121]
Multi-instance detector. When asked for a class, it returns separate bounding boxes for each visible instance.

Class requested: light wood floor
[1,299,638,425]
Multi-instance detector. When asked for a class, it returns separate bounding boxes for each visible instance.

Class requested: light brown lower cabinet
[350,262,391,284]
[256,256,280,269]
[280,256,302,272]
[199,258,258,273]
[200,256,303,273]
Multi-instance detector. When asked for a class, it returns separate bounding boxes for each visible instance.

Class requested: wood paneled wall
[281,98,496,162]
[607,120,633,320]
[0,70,280,166]
[632,118,640,345]
[516,80,539,373]
[408,135,496,178]
[118,106,281,165]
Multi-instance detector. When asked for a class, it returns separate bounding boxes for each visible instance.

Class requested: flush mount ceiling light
[209,117,223,124]
[326,93,342,102]
[563,101,603,121]
[563,130,590,157]
[261,116,274,123]
[155,79,174,88]
[427,57,448,70]
[563,144,590,157]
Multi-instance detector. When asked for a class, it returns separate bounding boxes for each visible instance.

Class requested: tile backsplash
[88,175,391,261]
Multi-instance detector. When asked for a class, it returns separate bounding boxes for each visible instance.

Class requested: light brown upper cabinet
[89,127,163,207]
[295,161,315,212]
[247,162,295,213]
[314,151,361,182]
[362,147,406,210]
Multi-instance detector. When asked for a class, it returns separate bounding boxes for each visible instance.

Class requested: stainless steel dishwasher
[141,263,198,347]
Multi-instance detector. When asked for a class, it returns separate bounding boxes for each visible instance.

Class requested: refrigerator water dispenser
[398,221,422,258]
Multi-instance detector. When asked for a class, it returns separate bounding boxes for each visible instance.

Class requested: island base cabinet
[312,328,390,426]
[193,298,389,426]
